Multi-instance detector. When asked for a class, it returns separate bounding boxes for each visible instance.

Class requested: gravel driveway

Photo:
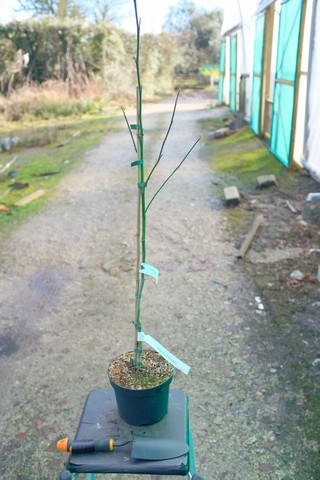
[0,92,316,479]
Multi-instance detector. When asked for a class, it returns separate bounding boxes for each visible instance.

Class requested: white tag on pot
[140,263,159,284]
[138,331,190,375]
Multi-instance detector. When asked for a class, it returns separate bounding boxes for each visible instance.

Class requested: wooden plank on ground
[237,215,264,259]
[285,200,298,213]
[57,131,81,147]
[14,189,46,206]
[0,155,18,174]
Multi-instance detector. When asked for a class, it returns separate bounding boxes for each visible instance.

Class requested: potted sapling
[108,0,200,426]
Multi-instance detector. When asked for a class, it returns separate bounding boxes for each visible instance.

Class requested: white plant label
[138,331,190,375]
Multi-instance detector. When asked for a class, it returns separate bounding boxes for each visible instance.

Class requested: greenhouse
[218,0,320,182]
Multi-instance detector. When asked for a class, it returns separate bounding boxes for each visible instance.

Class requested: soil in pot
[108,350,174,426]
[108,350,173,389]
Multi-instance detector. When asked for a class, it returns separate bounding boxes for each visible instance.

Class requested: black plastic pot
[109,374,173,426]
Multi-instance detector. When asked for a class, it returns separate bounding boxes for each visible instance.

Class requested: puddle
[0,334,18,357]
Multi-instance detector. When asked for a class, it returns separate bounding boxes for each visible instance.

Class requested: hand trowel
[56,433,189,460]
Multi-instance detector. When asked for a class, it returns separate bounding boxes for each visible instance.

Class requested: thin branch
[133,0,142,92]
[133,0,140,32]
[121,108,137,153]
[146,136,201,212]
[133,0,144,367]
[146,90,180,185]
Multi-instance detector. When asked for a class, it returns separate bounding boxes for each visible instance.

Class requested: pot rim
[108,350,174,391]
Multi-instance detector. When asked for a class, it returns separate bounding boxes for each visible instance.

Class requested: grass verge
[0,112,120,234]
[200,117,286,190]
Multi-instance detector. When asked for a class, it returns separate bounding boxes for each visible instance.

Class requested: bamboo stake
[134,91,142,366]
[133,0,144,367]
[130,0,200,365]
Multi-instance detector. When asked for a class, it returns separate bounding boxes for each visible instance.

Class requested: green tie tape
[137,182,147,189]
[140,263,159,283]
[130,124,143,130]
[131,160,144,167]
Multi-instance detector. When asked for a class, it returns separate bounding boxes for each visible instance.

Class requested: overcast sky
[2,0,230,33]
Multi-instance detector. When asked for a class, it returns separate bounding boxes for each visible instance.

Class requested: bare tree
[16,0,86,18]
[92,0,129,23]
[17,0,129,22]
[163,0,196,34]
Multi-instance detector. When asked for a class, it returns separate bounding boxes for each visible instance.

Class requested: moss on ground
[200,120,285,191]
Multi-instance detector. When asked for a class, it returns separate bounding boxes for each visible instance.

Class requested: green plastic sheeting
[230,35,237,112]
[218,40,226,104]
[270,0,303,166]
[270,83,295,164]
[250,13,265,135]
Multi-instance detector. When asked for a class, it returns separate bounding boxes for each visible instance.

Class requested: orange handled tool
[56,437,116,454]
[56,434,189,460]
